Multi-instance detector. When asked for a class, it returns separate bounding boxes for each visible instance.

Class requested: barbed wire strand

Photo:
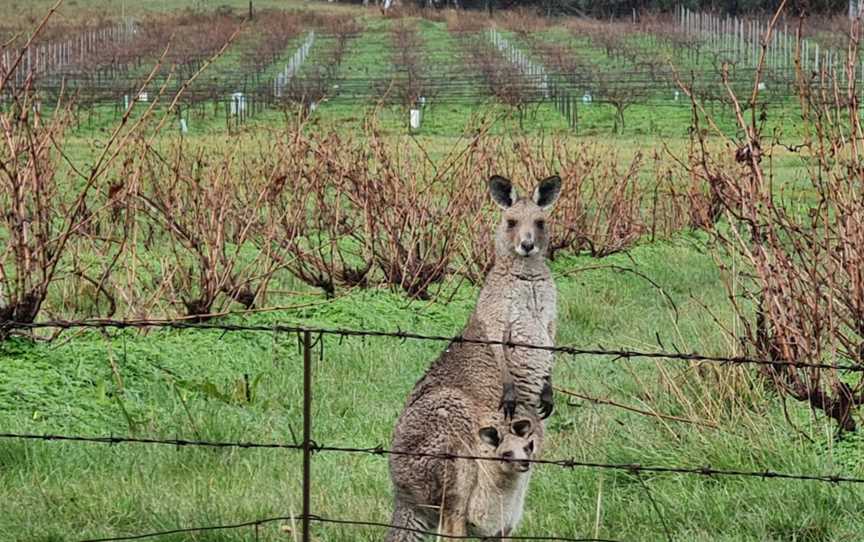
[3,432,864,485]
[78,513,617,542]
[3,318,863,374]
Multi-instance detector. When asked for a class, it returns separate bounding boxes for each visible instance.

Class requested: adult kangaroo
[386,175,561,540]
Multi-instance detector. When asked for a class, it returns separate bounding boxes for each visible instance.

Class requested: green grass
[3,235,864,541]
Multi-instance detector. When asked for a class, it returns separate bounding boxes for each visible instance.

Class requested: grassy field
[5,240,864,541]
[2,2,864,542]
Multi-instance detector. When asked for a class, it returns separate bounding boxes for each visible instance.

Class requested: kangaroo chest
[475,278,555,340]
[471,276,556,405]
[504,279,555,345]
[467,471,530,537]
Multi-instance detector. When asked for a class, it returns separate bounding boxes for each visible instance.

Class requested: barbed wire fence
[3,318,864,541]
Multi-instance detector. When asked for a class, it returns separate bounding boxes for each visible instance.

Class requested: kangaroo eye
[502,451,514,459]
[535,219,545,230]
[507,219,518,229]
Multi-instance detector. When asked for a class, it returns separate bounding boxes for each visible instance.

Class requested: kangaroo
[405,174,561,421]
[387,175,561,540]
[386,389,541,541]
[468,417,539,539]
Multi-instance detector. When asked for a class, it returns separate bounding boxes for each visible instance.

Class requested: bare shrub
[166,12,240,79]
[649,150,716,232]
[362,127,472,299]
[390,20,426,108]
[1,8,242,327]
[681,11,864,431]
[0,93,79,329]
[0,11,137,332]
[458,34,539,125]
[496,8,549,36]
[561,150,648,258]
[242,10,301,72]
[260,120,471,300]
[803,13,853,50]
[268,130,375,298]
[282,14,360,108]
[444,11,489,34]
[523,28,660,134]
[133,142,285,319]
[382,3,429,20]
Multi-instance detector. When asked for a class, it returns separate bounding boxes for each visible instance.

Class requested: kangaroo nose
[520,240,535,253]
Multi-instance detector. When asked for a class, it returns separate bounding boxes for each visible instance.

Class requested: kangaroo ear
[532,175,562,209]
[511,419,533,438]
[479,427,501,447]
[489,175,518,209]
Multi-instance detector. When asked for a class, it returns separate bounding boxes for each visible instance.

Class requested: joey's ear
[479,427,501,447]
[532,175,562,209]
[511,419,533,438]
[489,175,518,209]
[525,440,535,453]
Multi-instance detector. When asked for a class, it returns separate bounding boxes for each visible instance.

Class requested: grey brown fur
[468,417,540,537]
[387,175,561,540]
[387,390,542,541]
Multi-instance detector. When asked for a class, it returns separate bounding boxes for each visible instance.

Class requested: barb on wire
[3,432,864,486]
[3,318,864,374]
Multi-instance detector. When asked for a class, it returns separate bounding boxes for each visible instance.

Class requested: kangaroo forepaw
[499,382,517,420]
[539,376,554,419]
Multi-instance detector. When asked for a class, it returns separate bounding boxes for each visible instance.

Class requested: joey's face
[488,175,562,260]
[478,418,537,475]
[497,434,535,474]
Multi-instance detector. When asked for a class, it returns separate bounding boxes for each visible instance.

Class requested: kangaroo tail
[385,501,431,542]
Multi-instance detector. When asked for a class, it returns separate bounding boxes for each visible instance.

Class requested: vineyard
[2,5,858,135]
[3,1,864,541]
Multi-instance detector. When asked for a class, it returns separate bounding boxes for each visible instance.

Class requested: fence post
[302,330,312,542]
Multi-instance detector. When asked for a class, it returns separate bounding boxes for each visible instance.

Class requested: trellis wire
[273,30,315,98]
[488,27,584,128]
[488,27,550,98]
[3,21,827,134]
[2,18,136,89]
[678,6,864,84]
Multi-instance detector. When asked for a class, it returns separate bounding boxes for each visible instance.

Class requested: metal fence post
[302,330,312,542]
